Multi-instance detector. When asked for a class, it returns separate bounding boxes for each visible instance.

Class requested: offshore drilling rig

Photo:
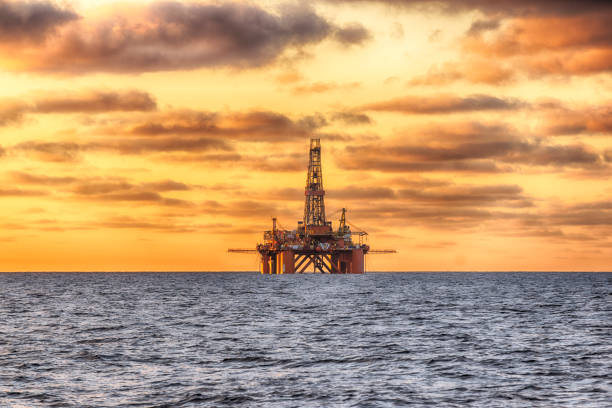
[229,138,395,274]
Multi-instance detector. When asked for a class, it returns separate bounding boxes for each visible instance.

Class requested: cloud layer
[0,1,367,73]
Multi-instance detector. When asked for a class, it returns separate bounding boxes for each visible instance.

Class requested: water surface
[0,272,610,407]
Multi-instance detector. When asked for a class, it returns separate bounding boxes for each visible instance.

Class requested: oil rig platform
[229,138,395,274]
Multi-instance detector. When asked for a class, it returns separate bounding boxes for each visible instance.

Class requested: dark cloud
[0,145,5,157]
[550,208,612,227]
[0,0,78,42]
[163,151,309,172]
[334,23,372,45]
[336,122,606,173]
[1,90,156,128]
[92,191,191,207]
[5,1,335,73]
[71,179,193,207]
[363,94,525,114]
[14,141,81,162]
[127,110,316,141]
[331,111,372,125]
[323,1,612,17]
[142,180,190,192]
[500,144,602,167]
[33,90,157,113]
[467,19,500,35]
[338,157,505,173]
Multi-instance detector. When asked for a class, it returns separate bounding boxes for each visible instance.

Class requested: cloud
[0,90,157,127]
[142,180,190,192]
[520,49,612,77]
[95,216,197,233]
[0,0,78,42]
[11,171,77,185]
[540,105,612,136]
[398,184,532,207]
[362,94,525,113]
[323,1,612,17]
[499,143,602,167]
[0,101,28,126]
[336,122,606,173]
[348,204,500,228]
[463,15,612,57]
[2,1,337,73]
[126,110,318,142]
[459,14,612,78]
[162,151,310,172]
[33,90,157,113]
[331,111,373,125]
[70,179,193,207]
[14,141,81,162]
[12,136,230,161]
[408,60,516,85]
[0,187,47,196]
[549,205,612,227]
[466,19,500,35]
[334,23,372,45]
[405,6,612,84]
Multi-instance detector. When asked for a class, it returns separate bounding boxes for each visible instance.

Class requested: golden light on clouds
[0,0,611,271]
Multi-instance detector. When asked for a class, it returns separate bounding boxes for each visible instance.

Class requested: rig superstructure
[229,138,395,274]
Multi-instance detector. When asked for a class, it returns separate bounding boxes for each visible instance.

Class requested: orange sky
[0,0,611,271]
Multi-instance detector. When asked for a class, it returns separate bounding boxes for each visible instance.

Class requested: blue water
[0,272,610,407]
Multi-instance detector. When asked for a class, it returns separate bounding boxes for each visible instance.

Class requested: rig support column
[260,254,270,274]
[351,248,364,274]
[279,250,295,274]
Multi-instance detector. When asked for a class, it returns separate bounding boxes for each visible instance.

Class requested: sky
[0,0,611,271]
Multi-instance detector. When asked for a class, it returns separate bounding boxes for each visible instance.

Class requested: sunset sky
[1,0,611,271]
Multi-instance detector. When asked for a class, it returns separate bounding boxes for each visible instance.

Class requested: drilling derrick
[228,138,396,273]
[303,139,326,227]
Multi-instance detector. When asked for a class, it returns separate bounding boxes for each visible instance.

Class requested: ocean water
[0,272,610,407]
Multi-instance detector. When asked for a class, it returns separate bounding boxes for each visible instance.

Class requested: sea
[0,272,610,407]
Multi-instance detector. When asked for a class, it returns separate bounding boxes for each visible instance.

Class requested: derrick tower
[304,138,326,226]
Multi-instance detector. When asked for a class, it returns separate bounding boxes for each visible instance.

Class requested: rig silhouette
[229,138,395,274]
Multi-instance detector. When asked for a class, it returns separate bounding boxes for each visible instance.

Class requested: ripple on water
[0,272,610,407]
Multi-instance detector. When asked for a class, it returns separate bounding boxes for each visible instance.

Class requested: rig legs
[260,250,365,274]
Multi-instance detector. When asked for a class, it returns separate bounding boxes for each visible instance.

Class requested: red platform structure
[229,138,395,274]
